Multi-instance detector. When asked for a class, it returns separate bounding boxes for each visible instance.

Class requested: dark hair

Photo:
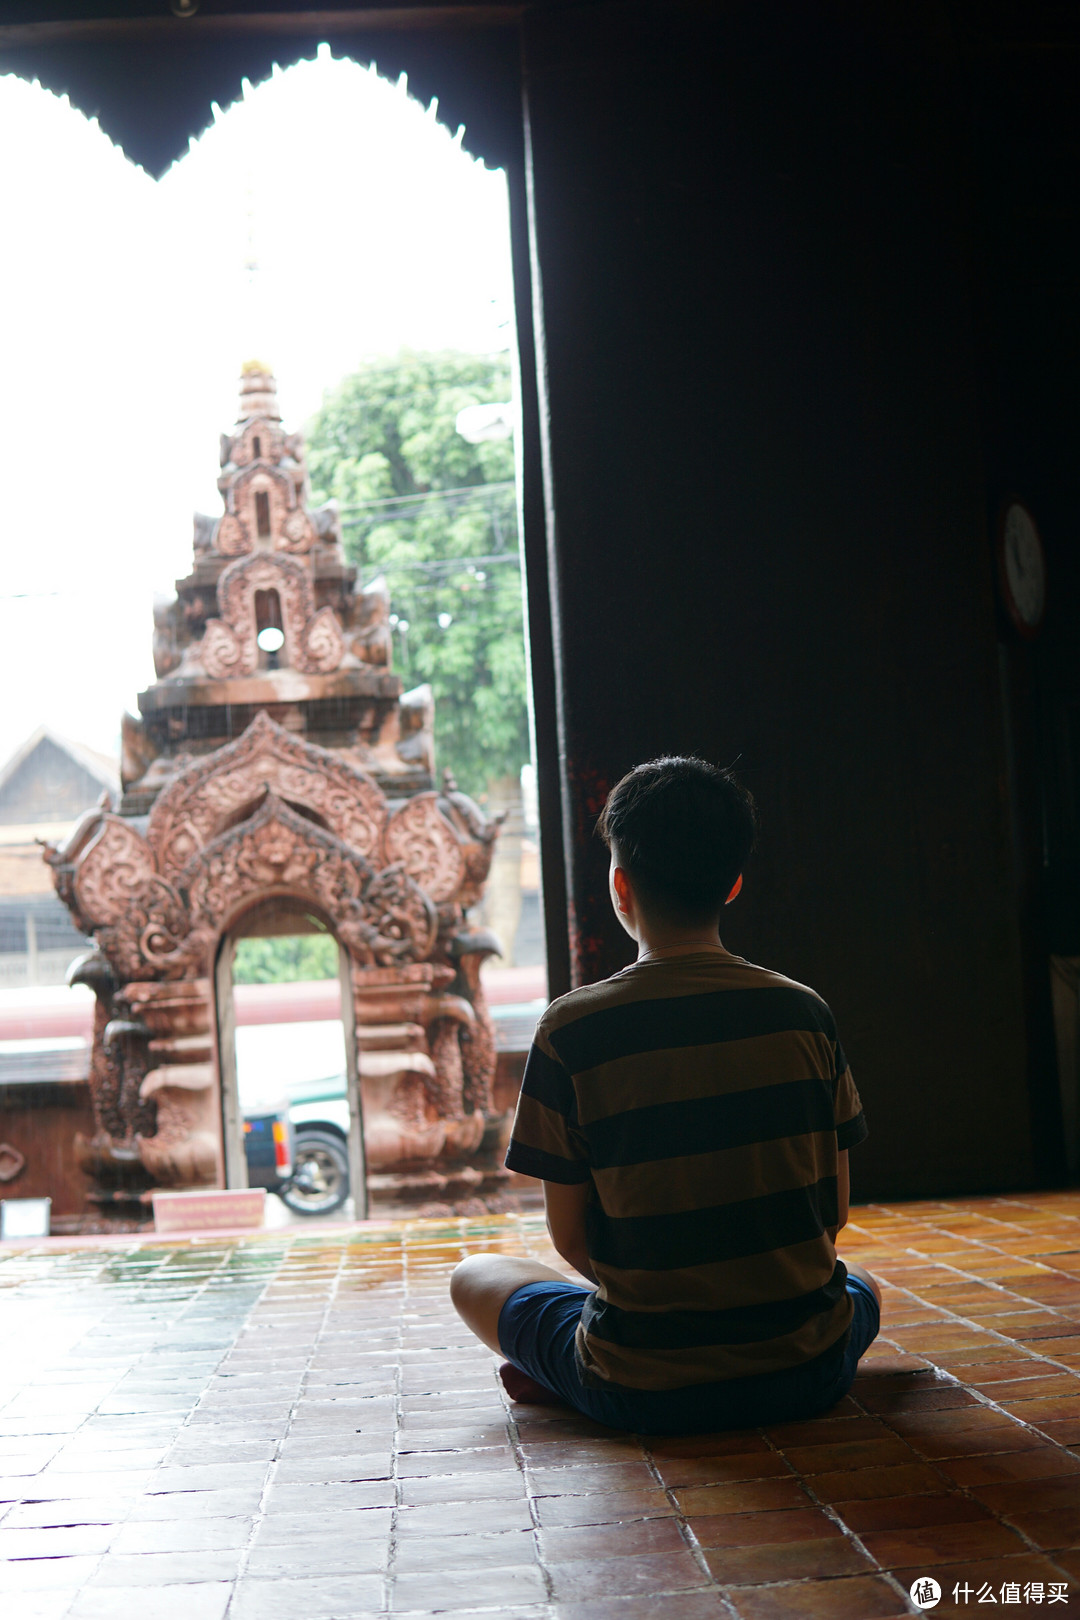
[596,757,757,925]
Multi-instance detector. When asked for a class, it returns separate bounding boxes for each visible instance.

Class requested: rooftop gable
[0,728,119,827]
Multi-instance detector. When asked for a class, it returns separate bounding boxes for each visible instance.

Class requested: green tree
[306,351,528,797]
[233,934,339,984]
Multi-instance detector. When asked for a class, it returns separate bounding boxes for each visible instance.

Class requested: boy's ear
[612,865,633,913]
[725,874,743,904]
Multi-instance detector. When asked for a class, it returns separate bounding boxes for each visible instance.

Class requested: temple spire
[237,360,281,423]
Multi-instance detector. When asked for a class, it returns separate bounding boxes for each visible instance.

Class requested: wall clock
[997,499,1047,638]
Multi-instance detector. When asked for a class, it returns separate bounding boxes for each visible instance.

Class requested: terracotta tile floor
[0,1191,1078,1619]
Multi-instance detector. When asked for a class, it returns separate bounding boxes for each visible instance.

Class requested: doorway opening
[214,896,366,1224]
[2,53,550,1226]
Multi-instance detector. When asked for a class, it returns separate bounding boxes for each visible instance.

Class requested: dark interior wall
[521,1,1061,1198]
[961,22,1080,1171]
[963,27,1080,948]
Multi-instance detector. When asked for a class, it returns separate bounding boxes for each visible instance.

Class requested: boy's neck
[635,922,726,961]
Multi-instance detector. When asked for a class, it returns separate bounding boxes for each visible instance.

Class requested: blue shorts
[498,1274,880,1435]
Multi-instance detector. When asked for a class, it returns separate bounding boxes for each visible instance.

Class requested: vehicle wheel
[281,1129,350,1216]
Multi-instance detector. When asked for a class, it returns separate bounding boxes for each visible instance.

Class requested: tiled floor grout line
[869,1262,1080,1387]
[871,1282,1080,1387]
[843,1338,1079,1591]
[756,1424,919,1616]
[508,1222,606,1617]
[867,1254,1080,1371]
[882,1293,1079,1378]
[14,1240,257,1619]
[15,1243,162,1620]
[215,1237,310,1618]
[856,1219,1080,1275]
[866,1257,1080,1307]
[386,1227,409,1618]
[497,1312,559,1613]
[637,1437,744,1618]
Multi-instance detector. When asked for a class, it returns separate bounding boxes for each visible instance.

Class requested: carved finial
[97,789,114,812]
[237,361,280,422]
[442,767,459,794]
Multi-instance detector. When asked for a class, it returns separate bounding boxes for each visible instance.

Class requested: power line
[335,480,515,514]
[367,552,519,578]
[339,487,517,534]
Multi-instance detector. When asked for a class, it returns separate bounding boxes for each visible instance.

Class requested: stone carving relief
[0,1143,26,1183]
[71,815,184,957]
[454,943,498,1118]
[216,399,311,558]
[344,575,393,668]
[228,463,294,547]
[229,418,286,468]
[384,793,467,903]
[54,786,436,985]
[215,512,251,558]
[198,552,345,678]
[147,371,400,691]
[440,781,502,908]
[48,364,512,1221]
[182,794,436,971]
[126,980,219,1189]
[147,711,387,873]
[279,507,316,553]
[49,710,503,1209]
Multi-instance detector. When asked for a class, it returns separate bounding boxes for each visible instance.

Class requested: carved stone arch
[215,888,337,950]
[231,456,292,493]
[209,885,362,1201]
[148,711,388,879]
[172,794,435,976]
[199,551,344,677]
[47,762,433,990]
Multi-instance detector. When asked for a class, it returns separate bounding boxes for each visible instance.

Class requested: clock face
[1000,502,1046,634]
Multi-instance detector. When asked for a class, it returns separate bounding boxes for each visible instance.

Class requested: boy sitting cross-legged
[450,756,879,1434]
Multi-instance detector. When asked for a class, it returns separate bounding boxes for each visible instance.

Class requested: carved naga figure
[46,364,508,1225]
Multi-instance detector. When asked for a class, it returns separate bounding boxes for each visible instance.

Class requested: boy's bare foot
[499,1361,563,1405]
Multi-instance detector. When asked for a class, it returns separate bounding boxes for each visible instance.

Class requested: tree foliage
[306,351,528,796]
[233,933,339,985]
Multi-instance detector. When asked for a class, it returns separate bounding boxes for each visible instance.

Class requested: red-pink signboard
[151,1189,265,1234]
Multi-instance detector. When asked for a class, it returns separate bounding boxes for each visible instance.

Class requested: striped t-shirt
[505,948,868,1391]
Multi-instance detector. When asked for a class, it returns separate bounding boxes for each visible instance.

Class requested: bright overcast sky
[0,48,512,767]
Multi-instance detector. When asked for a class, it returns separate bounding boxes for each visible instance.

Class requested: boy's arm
[827,1150,850,1242]
[543,1181,598,1286]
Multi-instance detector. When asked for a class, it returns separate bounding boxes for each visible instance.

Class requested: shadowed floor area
[0,1191,1077,1619]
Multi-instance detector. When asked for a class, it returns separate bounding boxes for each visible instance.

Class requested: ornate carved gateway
[46,365,509,1223]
